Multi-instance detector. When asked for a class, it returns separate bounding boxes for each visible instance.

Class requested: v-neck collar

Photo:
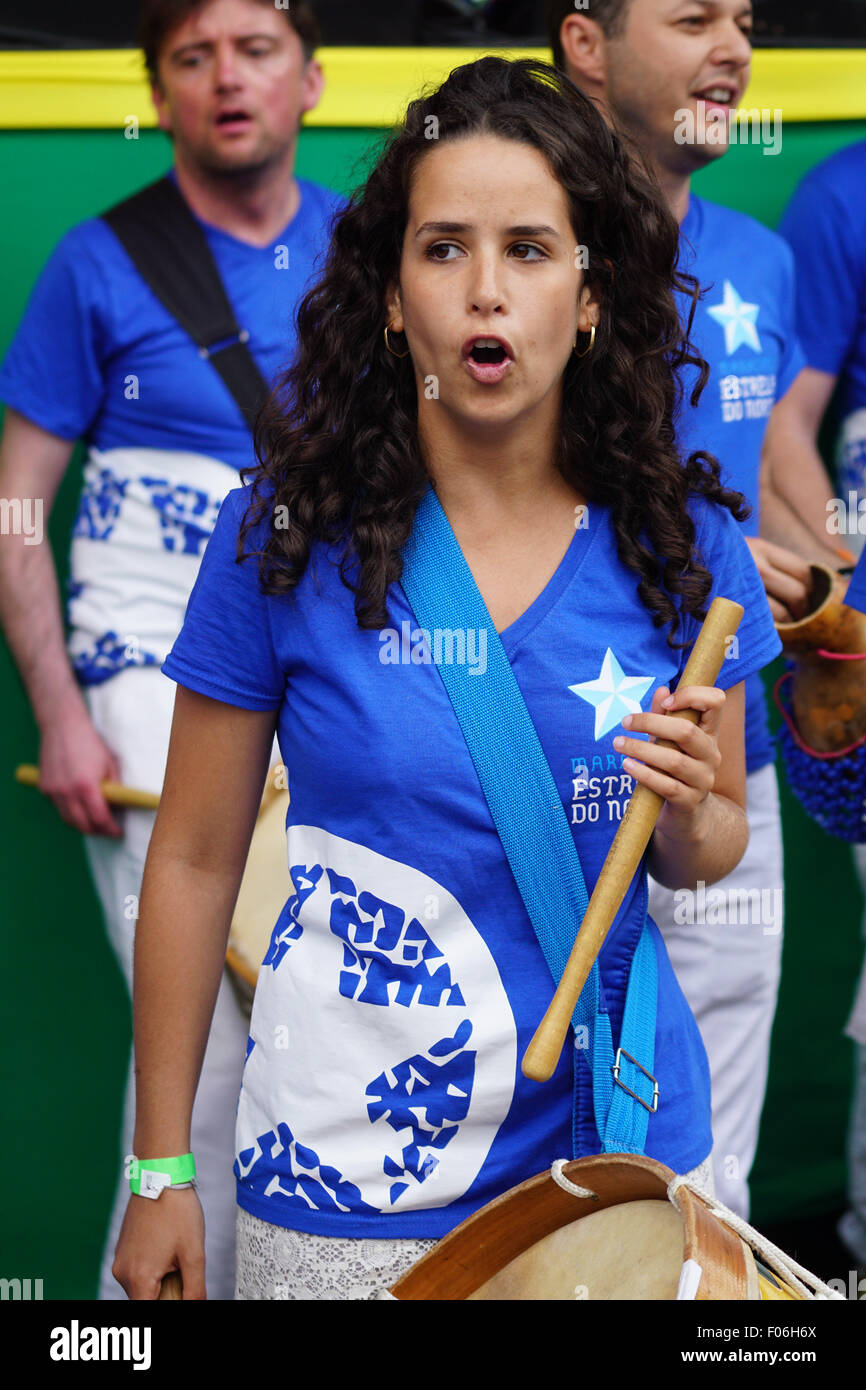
[497,506,603,656]
[166,166,303,252]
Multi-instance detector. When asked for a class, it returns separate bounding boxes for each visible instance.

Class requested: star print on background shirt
[569,649,654,740]
[707,280,762,355]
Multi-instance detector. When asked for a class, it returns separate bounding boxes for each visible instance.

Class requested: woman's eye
[426,243,462,261]
[510,243,546,261]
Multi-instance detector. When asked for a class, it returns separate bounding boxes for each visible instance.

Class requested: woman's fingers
[613,685,726,806]
[618,753,709,808]
[660,684,726,723]
[177,1232,207,1301]
[113,1189,206,1300]
[622,688,725,745]
[617,728,717,795]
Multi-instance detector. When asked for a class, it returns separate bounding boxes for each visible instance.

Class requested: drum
[387,1154,834,1301]
[226,765,291,1014]
[774,564,866,841]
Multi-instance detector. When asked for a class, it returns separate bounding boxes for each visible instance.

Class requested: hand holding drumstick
[523,596,745,1082]
[112,1186,204,1301]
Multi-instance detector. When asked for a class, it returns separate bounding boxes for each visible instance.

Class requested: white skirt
[234,1157,715,1300]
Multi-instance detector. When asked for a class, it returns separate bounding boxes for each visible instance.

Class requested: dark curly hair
[240,56,747,646]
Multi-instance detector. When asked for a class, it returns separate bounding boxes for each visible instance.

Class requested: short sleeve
[162,488,285,710]
[844,549,866,617]
[0,224,111,440]
[773,236,807,402]
[779,173,864,381]
[679,499,782,688]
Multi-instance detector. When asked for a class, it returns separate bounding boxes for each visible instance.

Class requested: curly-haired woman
[113,56,780,1300]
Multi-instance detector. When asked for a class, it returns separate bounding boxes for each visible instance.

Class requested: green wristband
[125,1152,197,1199]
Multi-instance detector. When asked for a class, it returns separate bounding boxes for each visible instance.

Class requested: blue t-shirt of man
[778,140,866,504]
[0,173,344,684]
[845,547,866,616]
[675,194,805,773]
[778,140,866,421]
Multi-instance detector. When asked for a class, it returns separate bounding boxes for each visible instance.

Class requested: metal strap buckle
[199,327,250,359]
[612,1046,659,1113]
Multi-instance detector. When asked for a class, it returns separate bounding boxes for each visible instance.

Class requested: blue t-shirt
[163,485,781,1238]
[779,142,866,511]
[0,175,344,685]
[678,198,806,783]
[677,196,804,504]
[675,194,804,774]
[778,141,866,422]
[845,548,866,615]
[0,174,342,465]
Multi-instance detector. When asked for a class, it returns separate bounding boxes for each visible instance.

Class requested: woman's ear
[577,280,602,335]
[385,285,404,333]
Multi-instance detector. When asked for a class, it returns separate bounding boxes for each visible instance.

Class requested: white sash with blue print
[67,446,237,685]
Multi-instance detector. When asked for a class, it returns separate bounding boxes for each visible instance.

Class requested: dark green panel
[692,120,866,228]
[2,119,865,1296]
[752,662,864,1225]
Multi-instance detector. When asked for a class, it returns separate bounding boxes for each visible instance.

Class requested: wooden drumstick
[14,763,160,811]
[521,595,744,1083]
[159,1271,183,1300]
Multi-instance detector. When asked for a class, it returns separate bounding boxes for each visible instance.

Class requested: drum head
[390,1154,761,1301]
[467,1198,685,1300]
[227,769,291,1002]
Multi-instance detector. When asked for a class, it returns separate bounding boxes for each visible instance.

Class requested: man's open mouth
[215,109,252,127]
[694,86,738,106]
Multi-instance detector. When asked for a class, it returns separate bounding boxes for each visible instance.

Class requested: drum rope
[550,1159,600,1201]
[666,1174,845,1301]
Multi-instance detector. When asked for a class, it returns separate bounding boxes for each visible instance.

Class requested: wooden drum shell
[776,564,866,753]
[388,1154,800,1302]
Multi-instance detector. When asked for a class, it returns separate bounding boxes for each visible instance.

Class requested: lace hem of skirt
[234,1214,437,1300]
[234,1157,715,1300]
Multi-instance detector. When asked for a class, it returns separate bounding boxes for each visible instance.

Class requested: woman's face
[387,132,599,437]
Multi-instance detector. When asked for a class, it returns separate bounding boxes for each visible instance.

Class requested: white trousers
[840,845,866,1264]
[83,666,248,1300]
[648,763,784,1220]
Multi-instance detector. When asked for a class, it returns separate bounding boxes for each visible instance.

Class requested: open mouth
[469,341,508,365]
[461,335,514,384]
[464,335,513,363]
[694,86,738,107]
[215,109,252,128]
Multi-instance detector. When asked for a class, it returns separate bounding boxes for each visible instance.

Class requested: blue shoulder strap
[400,485,658,1154]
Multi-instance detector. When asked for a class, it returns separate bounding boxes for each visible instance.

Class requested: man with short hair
[775,139,866,1267]
[547,0,820,1217]
[0,0,341,1297]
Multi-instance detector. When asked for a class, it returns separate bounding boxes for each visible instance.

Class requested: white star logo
[569,649,654,741]
[707,280,762,354]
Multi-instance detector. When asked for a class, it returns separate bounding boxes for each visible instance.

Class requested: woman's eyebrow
[414,221,562,239]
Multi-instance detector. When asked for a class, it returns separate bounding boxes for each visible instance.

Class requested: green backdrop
[2,120,865,1298]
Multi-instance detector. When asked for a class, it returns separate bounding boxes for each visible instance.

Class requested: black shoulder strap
[102,176,270,430]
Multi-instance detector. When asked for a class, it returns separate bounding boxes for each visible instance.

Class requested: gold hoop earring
[384,322,410,358]
[574,324,596,358]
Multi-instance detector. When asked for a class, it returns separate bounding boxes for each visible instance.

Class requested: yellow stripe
[0,47,864,129]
